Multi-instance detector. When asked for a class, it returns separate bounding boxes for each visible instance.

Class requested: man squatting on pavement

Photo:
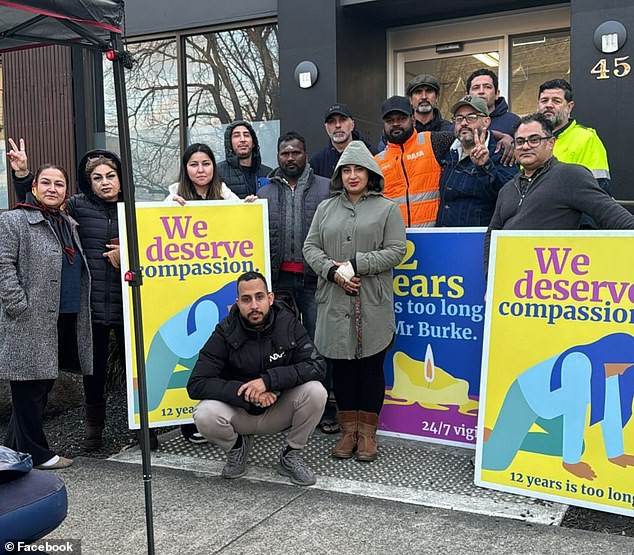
[187,271,327,486]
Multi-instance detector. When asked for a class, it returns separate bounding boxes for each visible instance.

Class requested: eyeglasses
[513,135,552,148]
[452,113,483,124]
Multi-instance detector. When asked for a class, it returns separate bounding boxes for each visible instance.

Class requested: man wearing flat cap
[375,95,454,227]
[378,74,453,151]
[310,102,375,179]
[407,73,453,134]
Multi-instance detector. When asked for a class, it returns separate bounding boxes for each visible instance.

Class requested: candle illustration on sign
[385,343,478,415]
[424,343,435,383]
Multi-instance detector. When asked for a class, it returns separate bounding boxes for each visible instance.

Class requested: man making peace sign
[436,95,519,228]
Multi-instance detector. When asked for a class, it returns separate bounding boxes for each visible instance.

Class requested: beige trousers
[193,381,327,452]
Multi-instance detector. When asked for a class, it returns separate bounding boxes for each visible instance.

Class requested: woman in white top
[164,143,255,443]
[166,143,242,204]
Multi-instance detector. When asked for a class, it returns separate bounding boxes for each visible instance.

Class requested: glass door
[388,7,571,118]
[396,39,503,119]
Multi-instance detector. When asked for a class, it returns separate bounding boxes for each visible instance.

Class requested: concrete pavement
[32,430,634,555]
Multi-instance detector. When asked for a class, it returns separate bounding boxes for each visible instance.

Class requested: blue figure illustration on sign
[134,281,236,413]
[482,332,634,480]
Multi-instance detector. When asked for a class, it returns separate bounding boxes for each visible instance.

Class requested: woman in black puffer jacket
[10,141,158,451]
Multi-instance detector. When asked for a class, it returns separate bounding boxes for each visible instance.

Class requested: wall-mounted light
[594,20,627,54]
[294,61,318,89]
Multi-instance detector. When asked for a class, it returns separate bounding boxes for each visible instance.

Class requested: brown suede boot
[331,411,358,459]
[83,402,106,451]
[356,411,379,462]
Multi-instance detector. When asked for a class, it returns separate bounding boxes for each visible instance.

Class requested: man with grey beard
[377,74,453,151]
[537,79,610,228]
[407,73,453,133]
[310,103,376,178]
[436,95,518,227]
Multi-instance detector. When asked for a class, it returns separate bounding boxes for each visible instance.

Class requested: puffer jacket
[69,150,124,325]
[13,150,125,325]
[257,165,329,288]
[303,141,407,359]
[187,301,326,412]
[216,120,273,198]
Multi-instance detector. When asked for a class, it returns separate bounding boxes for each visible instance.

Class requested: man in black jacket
[310,102,361,179]
[217,120,273,198]
[187,271,327,486]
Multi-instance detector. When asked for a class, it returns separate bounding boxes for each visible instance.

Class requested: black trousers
[329,347,388,414]
[83,323,125,406]
[5,379,55,466]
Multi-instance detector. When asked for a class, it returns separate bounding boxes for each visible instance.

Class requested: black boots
[83,402,106,451]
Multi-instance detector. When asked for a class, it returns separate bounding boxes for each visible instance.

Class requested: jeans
[274,271,317,339]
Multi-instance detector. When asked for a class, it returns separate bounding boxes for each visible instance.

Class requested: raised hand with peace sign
[468,127,490,167]
[7,137,30,178]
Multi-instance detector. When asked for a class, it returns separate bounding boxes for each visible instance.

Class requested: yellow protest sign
[118,201,270,428]
[476,231,634,516]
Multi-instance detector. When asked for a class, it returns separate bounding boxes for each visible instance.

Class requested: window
[103,23,279,201]
[509,30,570,116]
[185,25,279,166]
[104,38,180,200]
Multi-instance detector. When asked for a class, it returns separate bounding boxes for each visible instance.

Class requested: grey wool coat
[0,208,93,380]
[303,141,406,359]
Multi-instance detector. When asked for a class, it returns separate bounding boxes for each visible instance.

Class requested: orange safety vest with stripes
[375,130,441,227]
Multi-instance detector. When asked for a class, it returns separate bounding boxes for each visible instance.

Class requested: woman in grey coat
[0,165,92,469]
[303,141,406,462]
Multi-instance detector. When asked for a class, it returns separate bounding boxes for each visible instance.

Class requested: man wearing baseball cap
[436,95,518,227]
[310,102,374,179]
[375,95,454,227]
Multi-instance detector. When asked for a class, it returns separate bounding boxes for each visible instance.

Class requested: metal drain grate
[111,428,567,524]
[160,430,522,502]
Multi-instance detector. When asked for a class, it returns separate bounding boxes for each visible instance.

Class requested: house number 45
[590,56,631,80]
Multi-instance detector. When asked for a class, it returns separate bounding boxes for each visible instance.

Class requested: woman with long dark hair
[166,143,242,204]
[164,142,255,443]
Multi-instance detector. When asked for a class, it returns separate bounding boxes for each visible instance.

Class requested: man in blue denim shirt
[436,95,518,228]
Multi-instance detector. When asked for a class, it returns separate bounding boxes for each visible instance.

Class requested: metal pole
[110,31,156,555]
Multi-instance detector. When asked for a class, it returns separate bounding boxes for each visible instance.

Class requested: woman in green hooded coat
[303,141,406,462]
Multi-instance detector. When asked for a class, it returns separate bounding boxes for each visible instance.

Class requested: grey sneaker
[222,435,252,479]
[277,447,316,486]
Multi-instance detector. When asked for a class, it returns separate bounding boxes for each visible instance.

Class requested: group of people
[2,65,632,485]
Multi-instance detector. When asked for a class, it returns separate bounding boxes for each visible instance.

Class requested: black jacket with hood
[13,150,124,326]
[187,301,326,414]
[216,120,273,198]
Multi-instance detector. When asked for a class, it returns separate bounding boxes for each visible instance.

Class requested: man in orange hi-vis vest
[375,96,453,227]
